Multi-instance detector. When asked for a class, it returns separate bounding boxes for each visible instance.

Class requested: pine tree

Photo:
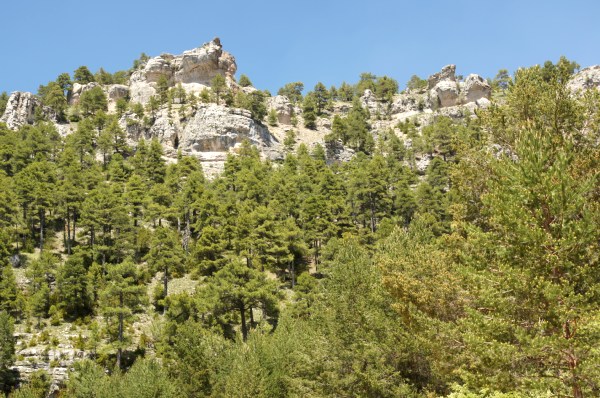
[302,95,317,130]
[100,260,146,368]
[56,254,92,319]
[145,227,185,310]
[451,57,600,396]
[198,261,279,341]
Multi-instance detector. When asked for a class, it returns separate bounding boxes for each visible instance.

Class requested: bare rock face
[68,82,99,106]
[567,65,600,93]
[180,104,277,155]
[428,65,456,89]
[360,89,379,114]
[129,38,236,105]
[267,95,293,124]
[0,92,56,130]
[463,74,491,103]
[432,80,460,108]
[106,84,129,102]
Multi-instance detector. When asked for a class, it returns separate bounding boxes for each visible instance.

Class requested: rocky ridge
[2,39,599,176]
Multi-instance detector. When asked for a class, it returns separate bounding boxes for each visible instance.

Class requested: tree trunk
[117,292,124,369]
[183,210,190,254]
[39,208,44,251]
[72,209,77,245]
[291,260,296,288]
[66,211,71,255]
[240,303,248,341]
[163,265,169,315]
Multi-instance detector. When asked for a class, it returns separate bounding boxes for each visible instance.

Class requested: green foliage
[1,54,598,397]
[267,108,278,126]
[56,254,92,319]
[79,86,108,116]
[312,82,330,115]
[238,74,253,87]
[406,74,428,91]
[37,82,68,121]
[197,261,279,341]
[0,92,9,116]
[301,95,317,129]
[277,82,304,104]
[64,359,179,398]
[0,311,14,370]
[374,75,399,102]
[73,66,95,84]
[236,90,267,121]
[210,74,227,105]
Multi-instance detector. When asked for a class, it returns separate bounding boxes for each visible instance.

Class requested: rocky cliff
[3,38,599,177]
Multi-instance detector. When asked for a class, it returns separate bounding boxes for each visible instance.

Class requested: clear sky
[1,0,599,95]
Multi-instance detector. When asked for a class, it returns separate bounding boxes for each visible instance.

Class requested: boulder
[432,80,459,108]
[106,84,129,102]
[463,74,491,103]
[129,80,157,105]
[267,95,293,124]
[0,92,56,130]
[567,65,600,93]
[105,84,130,112]
[144,55,174,83]
[428,65,456,89]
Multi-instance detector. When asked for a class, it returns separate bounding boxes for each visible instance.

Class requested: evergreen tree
[198,261,279,341]
[210,74,227,105]
[313,82,330,115]
[56,254,92,319]
[238,74,253,87]
[0,311,15,393]
[277,82,304,104]
[79,86,108,116]
[302,95,317,129]
[73,66,95,84]
[145,227,185,309]
[100,260,146,368]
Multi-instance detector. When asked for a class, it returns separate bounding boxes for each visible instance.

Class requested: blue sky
[1,0,599,95]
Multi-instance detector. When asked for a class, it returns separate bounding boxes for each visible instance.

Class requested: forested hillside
[0,56,599,397]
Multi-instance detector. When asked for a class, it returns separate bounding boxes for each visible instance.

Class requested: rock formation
[428,64,456,89]
[427,66,491,108]
[0,92,56,130]
[267,95,293,124]
[567,65,600,93]
[463,74,491,103]
[129,38,236,105]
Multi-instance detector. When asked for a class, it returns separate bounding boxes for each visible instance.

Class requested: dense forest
[0,56,599,397]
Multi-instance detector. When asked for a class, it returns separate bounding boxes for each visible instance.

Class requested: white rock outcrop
[68,82,99,105]
[267,95,293,124]
[129,38,236,105]
[428,64,456,89]
[432,80,460,108]
[180,104,277,154]
[0,92,56,130]
[567,65,600,93]
[463,74,491,103]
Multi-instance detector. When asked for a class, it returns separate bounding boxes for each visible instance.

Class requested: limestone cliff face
[118,103,281,175]
[129,38,236,105]
[0,92,56,130]
[180,104,276,153]
[567,65,600,93]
